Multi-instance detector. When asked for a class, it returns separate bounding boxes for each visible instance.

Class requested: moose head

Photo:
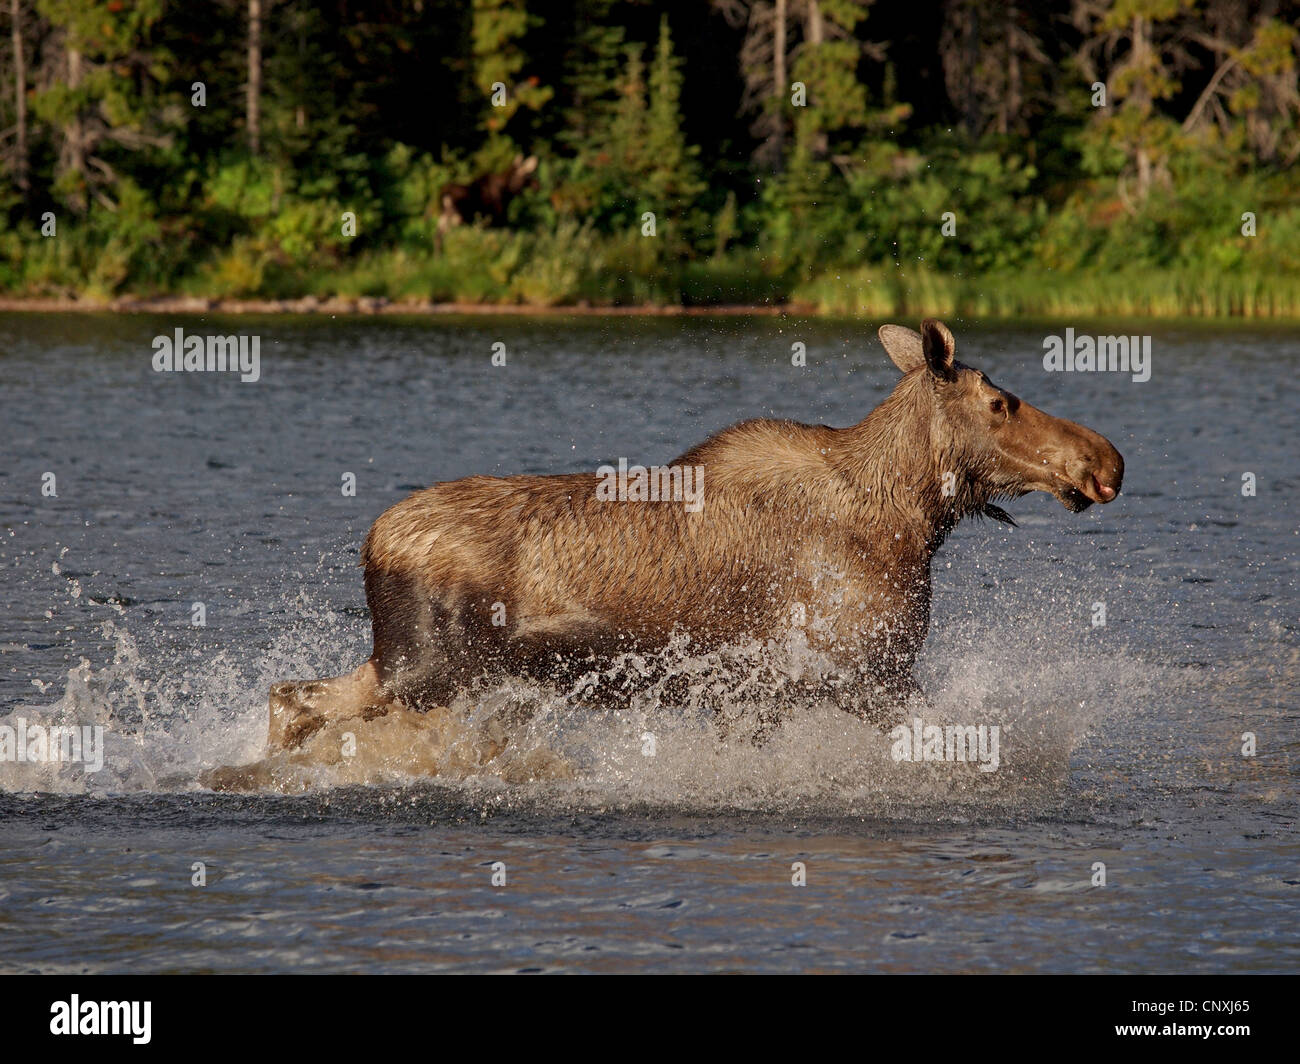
[878,319,1124,518]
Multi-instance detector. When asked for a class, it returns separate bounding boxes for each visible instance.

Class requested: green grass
[4,222,1300,318]
[794,266,1300,319]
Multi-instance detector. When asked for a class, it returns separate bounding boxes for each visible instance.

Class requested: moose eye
[989,398,1005,415]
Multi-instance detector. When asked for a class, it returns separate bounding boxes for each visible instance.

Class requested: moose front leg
[821,669,925,730]
[722,670,922,743]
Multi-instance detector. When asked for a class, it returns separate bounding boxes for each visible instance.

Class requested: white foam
[0,569,1180,822]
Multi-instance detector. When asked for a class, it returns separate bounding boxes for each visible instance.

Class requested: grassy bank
[7,223,1300,319]
[794,266,1300,319]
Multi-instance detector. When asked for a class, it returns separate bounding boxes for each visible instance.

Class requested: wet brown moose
[265,319,1123,751]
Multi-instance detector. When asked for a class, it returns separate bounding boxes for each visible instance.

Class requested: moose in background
[436,154,538,249]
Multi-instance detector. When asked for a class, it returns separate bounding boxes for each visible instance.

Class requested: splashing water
[0,558,1181,823]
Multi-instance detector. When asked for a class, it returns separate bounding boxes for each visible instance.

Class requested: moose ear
[520,155,539,175]
[920,318,957,381]
[878,324,925,373]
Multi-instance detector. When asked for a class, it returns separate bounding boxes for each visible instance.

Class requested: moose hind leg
[267,659,393,752]
[365,565,475,710]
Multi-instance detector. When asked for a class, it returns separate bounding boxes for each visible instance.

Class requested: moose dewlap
[260,319,1123,755]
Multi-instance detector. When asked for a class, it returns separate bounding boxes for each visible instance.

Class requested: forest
[0,0,1297,316]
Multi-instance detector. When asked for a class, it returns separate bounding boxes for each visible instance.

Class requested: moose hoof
[267,680,329,753]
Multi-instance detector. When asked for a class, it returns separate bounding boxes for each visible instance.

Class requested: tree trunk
[965,2,978,136]
[10,0,26,193]
[805,0,822,45]
[247,0,262,155]
[1004,7,1020,136]
[773,0,786,160]
[804,0,828,157]
[295,16,304,130]
[1132,15,1151,200]
[65,44,86,209]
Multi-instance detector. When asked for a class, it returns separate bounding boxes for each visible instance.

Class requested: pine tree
[609,39,649,179]
[471,0,552,165]
[32,0,180,212]
[644,14,703,213]
[1073,0,1196,205]
[715,0,891,167]
[1182,6,1300,166]
[939,0,1052,138]
[4,0,30,195]
[560,0,625,152]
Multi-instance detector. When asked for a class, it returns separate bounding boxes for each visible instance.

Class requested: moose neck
[830,371,983,554]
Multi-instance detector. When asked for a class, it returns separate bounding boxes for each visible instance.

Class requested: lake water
[0,312,1295,973]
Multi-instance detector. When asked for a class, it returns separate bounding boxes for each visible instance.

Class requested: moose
[261,320,1123,754]
[436,154,538,248]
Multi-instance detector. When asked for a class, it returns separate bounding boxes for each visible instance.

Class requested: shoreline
[0,295,801,317]
[1,294,1296,320]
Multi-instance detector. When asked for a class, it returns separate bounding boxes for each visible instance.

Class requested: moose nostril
[1091,471,1119,500]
